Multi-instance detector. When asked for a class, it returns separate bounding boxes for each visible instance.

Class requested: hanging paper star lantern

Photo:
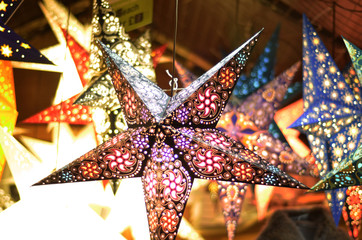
[0,126,52,198]
[232,25,279,99]
[308,51,362,192]
[0,60,17,180]
[217,181,247,240]
[307,65,362,239]
[0,0,52,64]
[289,15,362,225]
[20,123,97,170]
[33,32,309,240]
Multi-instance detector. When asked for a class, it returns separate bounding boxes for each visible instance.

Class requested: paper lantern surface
[34,31,309,240]
[218,62,315,177]
[217,181,247,240]
[290,15,362,225]
[232,25,279,99]
[0,60,17,180]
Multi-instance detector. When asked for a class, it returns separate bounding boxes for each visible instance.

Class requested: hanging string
[332,1,336,59]
[4,0,24,25]
[170,0,179,97]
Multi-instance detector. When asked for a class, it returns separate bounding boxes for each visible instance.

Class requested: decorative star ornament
[289,15,362,225]
[0,0,52,64]
[33,31,308,239]
[308,42,362,192]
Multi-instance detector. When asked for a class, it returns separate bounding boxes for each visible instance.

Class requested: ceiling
[5,0,362,122]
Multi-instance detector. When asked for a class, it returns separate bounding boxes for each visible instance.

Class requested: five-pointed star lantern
[301,57,362,240]
[309,42,362,192]
[33,31,309,239]
[0,0,52,64]
[0,126,124,240]
[289,15,362,225]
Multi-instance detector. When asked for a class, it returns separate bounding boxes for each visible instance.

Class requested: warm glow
[255,185,274,221]
[20,123,97,168]
[312,38,320,45]
[274,99,311,157]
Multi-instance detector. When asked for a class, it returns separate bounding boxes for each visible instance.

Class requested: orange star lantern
[0,60,17,179]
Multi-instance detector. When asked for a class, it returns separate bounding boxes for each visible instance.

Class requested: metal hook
[166,69,178,92]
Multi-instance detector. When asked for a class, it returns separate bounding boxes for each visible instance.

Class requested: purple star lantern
[33,31,308,239]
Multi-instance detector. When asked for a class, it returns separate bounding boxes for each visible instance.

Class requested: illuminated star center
[336,134,346,144]
[0,26,4,32]
[0,44,12,57]
[348,124,359,138]
[344,94,353,104]
[312,37,319,45]
[317,53,325,62]
[0,1,8,11]
[329,66,337,74]
[323,79,331,88]
[333,146,343,158]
